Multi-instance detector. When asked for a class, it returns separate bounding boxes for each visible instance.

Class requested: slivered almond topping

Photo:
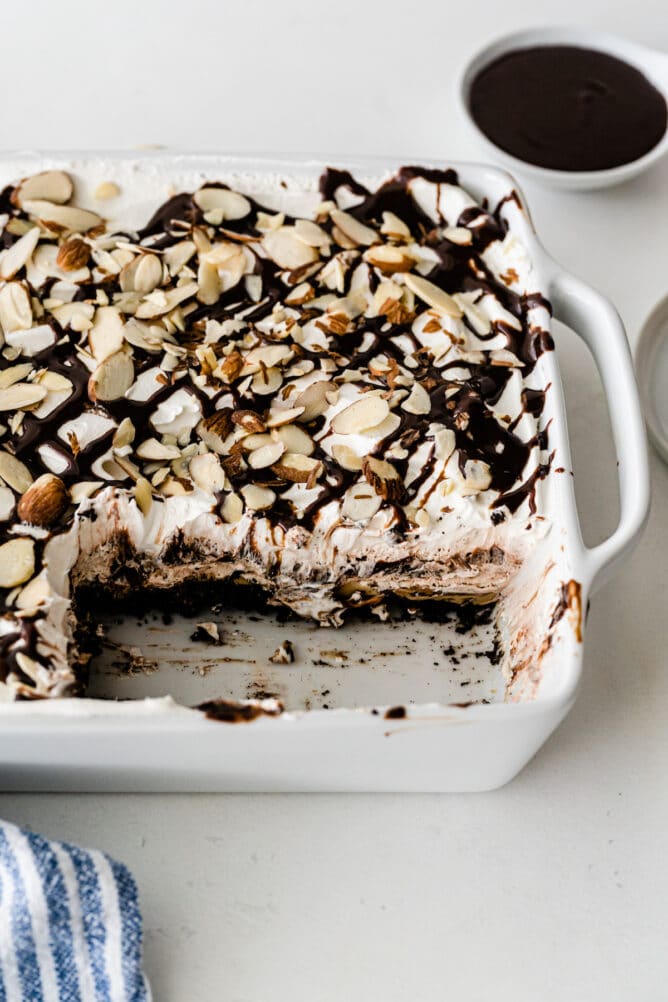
[194,188,251,219]
[17,474,69,527]
[0,538,35,588]
[0,452,33,493]
[329,209,378,247]
[342,482,382,521]
[0,226,41,280]
[22,200,102,234]
[262,228,319,270]
[248,440,285,469]
[221,492,243,523]
[362,456,404,501]
[232,410,266,434]
[134,477,153,515]
[331,443,363,472]
[0,282,33,333]
[272,452,321,483]
[272,424,314,456]
[189,452,226,492]
[13,171,73,208]
[403,273,463,317]
[57,238,90,271]
[88,351,134,402]
[197,411,233,452]
[216,350,244,384]
[294,380,335,422]
[241,483,275,510]
[380,211,411,240]
[133,254,163,294]
[0,383,47,412]
[364,245,413,274]
[331,394,390,434]
[443,226,472,246]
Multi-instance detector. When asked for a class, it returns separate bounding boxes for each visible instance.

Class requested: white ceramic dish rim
[636,292,668,466]
[0,151,650,729]
[456,27,668,189]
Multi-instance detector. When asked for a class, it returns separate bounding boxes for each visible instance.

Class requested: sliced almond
[341,481,382,521]
[362,456,404,501]
[189,452,226,492]
[56,238,90,271]
[443,226,473,246]
[112,417,136,449]
[164,240,196,275]
[273,424,314,456]
[133,254,163,294]
[294,219,330,248]
[0,452,33,493]
[403,273,462,318]
[215,349,244,384]
[330,209,378,247]
[16,571,52,613]
[134,477,153,515]
[22,200,102,234]
[221,491,243,523]
[285,282,315,306]
[197,259,222,305]
[248,440,285,469]
[135,438,181,460]
[294,380,335,422]
[272,452,322,483]
[13,170,73,207]
[70,481,103,504]
[232,410,266,434]
[197,410,233,453]
[89,305,125,361]
[251,366,282,395]
[17,473,69,527]
[266,406,305,428]
[402,381,431,415]
[0,282,33,334]
[194,187,251,219]
[262,228,319,270]
[5,325,55,357]
[364,245,413,274]
[51,302,96,335]
[0,485,16,521]
[331,443,363,471]
[0,383,47,412]
[0,363,33,389]
[331,394,390,434]
[380,211,411,240]
[241,483,275,511]
[0,537,35,588]
[88,351,134,402]
[0,226,41,280]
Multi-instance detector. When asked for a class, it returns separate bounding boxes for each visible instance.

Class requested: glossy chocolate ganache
[470,45,667,171]
[0,164,554,698]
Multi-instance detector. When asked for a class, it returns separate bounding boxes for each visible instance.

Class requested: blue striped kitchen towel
[0,820,150,1001]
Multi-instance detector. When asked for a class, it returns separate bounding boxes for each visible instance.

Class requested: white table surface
[1,0,667,999]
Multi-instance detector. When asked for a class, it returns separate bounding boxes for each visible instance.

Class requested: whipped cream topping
[0,162,553,699]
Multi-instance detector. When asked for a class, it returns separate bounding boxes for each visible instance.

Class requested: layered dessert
[0,161,553,700]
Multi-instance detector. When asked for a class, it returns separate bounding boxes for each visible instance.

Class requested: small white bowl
[457,27,668,190]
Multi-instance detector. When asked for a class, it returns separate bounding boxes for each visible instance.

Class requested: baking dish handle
[547,268,650,594]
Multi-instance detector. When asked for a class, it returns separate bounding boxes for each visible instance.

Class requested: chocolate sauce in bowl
[469,45,667,171]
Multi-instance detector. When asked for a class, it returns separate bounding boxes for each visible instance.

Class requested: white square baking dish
[0,154,650,792]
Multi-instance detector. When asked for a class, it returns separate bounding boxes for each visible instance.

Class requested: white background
[1,1,668,999]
